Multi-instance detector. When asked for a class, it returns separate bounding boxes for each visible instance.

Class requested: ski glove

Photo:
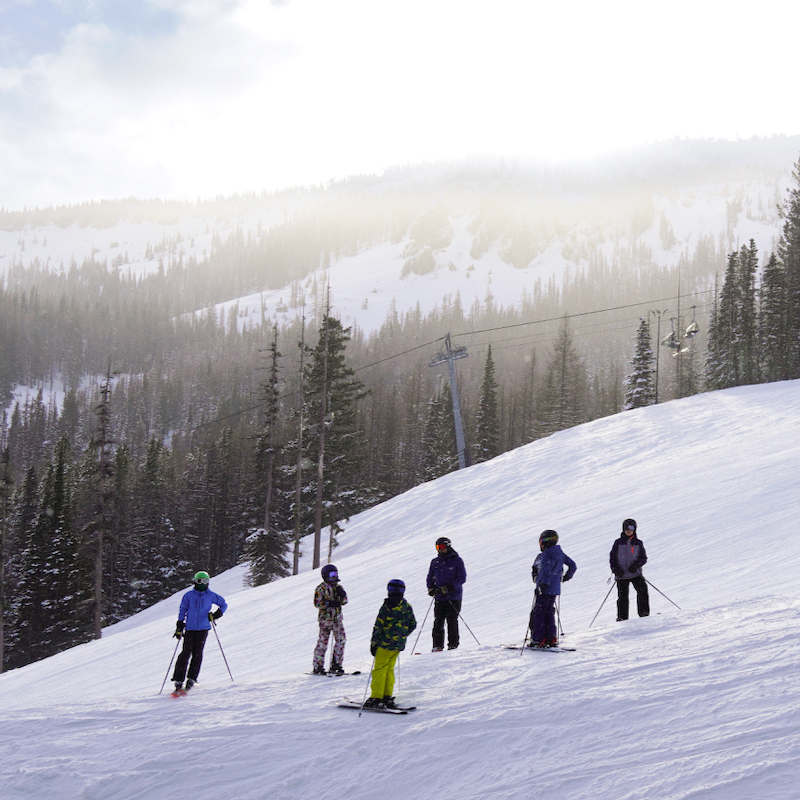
[613,569,624,579]
[428,587,436,597]
[174,620,185,639]
[326,600,342,609]
[370,643,377,657]
[562,573,572,582]
[335,585,346,600]
[208,609,223,621]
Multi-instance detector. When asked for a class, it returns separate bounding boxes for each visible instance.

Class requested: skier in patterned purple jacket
[312,564,348,675]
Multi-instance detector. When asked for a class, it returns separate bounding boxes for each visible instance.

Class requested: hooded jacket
[370,596,417,652]
[314,580,348,622]
[178,587,228,631]
[426,548,467,601]
[609,534,648,579]
[535,544,576,596]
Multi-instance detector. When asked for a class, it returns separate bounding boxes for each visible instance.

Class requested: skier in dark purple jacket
[529,530,576,648]
[426,537,467,651]
[610,518,649,620]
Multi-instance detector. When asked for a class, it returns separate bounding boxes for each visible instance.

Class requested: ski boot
[312,664,326,675]
[329,662,345,676]
[185,679,195,690]
[363,697,384,709]
[382,696,399,709]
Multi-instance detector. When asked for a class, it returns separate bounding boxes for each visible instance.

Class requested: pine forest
[2,139,800,670]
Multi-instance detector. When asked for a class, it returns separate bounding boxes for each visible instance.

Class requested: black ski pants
[172,629,209,683]
[616,576,650,620]
[432,599,461,650]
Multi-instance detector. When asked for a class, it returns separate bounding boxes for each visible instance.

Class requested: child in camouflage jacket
[365,579,416,709]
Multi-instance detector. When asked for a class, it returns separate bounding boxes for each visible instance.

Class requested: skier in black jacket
[609,518,650,620]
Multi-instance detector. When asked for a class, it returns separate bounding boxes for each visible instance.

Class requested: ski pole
[211,618,234,681]
[409,596,435,654]
[358,654,377,718]
[449,600,481,646]
[644,578,681,610]
[589,579,616,628]
[521,591,537,654]
[556,596,564,639]
[159,637,181,694]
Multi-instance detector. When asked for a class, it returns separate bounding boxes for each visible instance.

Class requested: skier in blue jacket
[171,571,227,692]
[529,530,576,648]
[426,537,467,651]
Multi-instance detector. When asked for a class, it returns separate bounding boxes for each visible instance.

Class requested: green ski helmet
[193,570,210,590]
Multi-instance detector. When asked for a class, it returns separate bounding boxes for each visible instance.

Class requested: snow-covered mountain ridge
[2,138,799,336]
[1,379,799,799]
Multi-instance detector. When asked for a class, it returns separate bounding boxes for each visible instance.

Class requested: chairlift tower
[430,333,470,470]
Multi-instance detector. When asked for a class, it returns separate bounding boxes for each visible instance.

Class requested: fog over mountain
[2,136,798,338]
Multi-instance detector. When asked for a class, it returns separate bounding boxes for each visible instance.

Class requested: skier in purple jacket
[426,537,467,651]
[529,530,576,648]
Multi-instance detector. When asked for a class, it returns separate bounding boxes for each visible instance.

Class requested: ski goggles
[327,571,338,580]
[194,576,210,585]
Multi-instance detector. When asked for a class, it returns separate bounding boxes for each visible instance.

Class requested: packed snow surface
[2,380,800,799]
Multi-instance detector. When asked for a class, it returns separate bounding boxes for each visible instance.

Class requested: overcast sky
[1,0,799,210]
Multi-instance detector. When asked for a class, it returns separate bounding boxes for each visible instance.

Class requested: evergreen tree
[737,240,760,385]
[624,318,656,409]
[245,329,291,586]
[536,319,588,437]
[302,315,370,565]
[705,252,740,389]
[758,252,789,382]
[777,155,800,377]
[474,345,500,462]
[423,384,458,480]
[14,436,92,666]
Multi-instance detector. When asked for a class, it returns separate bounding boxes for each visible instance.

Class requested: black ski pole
[358,654,377,718]
[211,618,234,681]
[589,579,616,628]
[521,591,537,654]
[159,638,181,694]
[410,595,435,654]
[449,600,481,646]
[644,578,681,610]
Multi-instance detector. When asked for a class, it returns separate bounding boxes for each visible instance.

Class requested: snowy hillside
[2,139,798,336]
[2,380,800,800]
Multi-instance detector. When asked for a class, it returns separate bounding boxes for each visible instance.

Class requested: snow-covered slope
[2,380,800,800]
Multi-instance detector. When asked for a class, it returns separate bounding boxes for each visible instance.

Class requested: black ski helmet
[387,578,406,596]
[435,537,451,551]
[321,564,339,583]
[539,530,559,549]
[622,518,637,533]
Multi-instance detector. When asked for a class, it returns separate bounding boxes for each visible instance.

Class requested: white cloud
[1,0,800,209]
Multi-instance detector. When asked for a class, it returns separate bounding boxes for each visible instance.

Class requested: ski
[501,644,576,652]
[337,697,416,714]
[170,689,187,697]
[306,670,362,677]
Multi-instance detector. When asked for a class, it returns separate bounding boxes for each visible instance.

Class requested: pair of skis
[306,669,362,677]
[336,697,417,715]
[501,643,576,652]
